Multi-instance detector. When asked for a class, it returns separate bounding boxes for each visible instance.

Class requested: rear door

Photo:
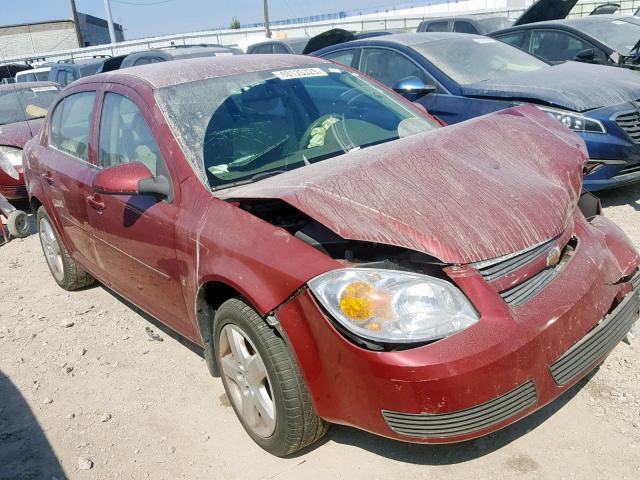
[90,85,190,332]
[41,88,104,271]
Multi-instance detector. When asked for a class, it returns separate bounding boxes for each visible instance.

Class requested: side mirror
[393,76,437,100]
[574,49,596,63]
[93,162,171,199]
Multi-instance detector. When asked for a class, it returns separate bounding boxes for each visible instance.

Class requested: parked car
[491,15,640,70]
[24,55,640,456]
[590,3,620,15]
[315,32,640,191]
[114,44,242,69]
[301,28,407,54]
[15,66,52,83]
[48,57,111,86]
[1,82,61,202]
[416,0,577,35]
[247,38,310,54]
[1,64,32,84]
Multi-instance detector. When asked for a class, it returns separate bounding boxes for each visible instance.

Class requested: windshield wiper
[212,170,288,191]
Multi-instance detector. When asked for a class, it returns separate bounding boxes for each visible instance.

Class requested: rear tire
[214,298,328,456]
[36,206,95,291]
[6,210,30,238]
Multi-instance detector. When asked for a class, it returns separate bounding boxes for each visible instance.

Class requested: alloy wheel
[218,324,276,438]
[39,217,64,282]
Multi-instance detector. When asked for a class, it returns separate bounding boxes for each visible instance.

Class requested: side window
[360,48,435,89]
[98,93,165,176]
[49,92,95,162]
[56,70,67,84]
[453,21,479,34]
[530,30,595,62]
[272,43,289,54]
[254,44,274,54]
[425,21,449,32]
[495,31,527,50]
[134,57,154,66]
[322,49,357,67]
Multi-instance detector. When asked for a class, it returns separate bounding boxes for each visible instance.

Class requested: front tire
[214,298,328,456]
[36,206,95,291]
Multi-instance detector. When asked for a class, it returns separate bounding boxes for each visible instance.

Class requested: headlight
[537,106,606,134]
[308,268,479,344]
[0,146,22,180]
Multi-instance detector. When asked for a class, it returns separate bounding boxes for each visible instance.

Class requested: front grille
[381,380,537,438]
[473,239,555,282]
[499,267,559,306]
[615,110,640,144]
[550,292,639,386]
[0,185,27,197]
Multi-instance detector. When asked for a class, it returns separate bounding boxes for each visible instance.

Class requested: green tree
[230,16,241,29]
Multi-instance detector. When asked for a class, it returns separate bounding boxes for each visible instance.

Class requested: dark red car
[23,56,640,456]
[0,82,61,201]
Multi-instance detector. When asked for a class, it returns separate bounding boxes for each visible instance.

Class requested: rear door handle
[86,195,105,212]
[41,172,54,185]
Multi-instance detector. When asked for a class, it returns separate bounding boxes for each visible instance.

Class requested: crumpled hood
[219,105,586,264]
[461,62,640,112]
[0,118,44,148]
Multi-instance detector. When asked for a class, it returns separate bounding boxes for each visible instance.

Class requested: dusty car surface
[0,82,61,201]
[23,55,640,456]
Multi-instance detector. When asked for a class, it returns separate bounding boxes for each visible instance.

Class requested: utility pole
[263,0,272,38]
[70,0,84,47]
[103,0,117,44]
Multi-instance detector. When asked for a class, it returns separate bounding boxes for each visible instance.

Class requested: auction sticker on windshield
[273,68,328,80]
[31,86,58,92]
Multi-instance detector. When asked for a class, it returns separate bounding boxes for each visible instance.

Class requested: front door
[90,87,190,334]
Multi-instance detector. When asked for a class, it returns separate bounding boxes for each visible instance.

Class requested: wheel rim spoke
[219,324,277,438]
[39,218,64,282]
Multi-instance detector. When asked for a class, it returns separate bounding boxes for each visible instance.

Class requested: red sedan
[0,82,61,201]
[23,56,640,456]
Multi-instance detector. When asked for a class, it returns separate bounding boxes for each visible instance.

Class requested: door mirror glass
[93,162,163,196]
[393,76,437,100]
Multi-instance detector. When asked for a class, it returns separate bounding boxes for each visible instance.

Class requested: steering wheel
[299,114,342,150]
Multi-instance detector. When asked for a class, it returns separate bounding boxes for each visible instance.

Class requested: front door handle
[86,195,105,212]
[41,172,54,185]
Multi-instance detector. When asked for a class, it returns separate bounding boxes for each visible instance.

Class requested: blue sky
[4,0,406,39]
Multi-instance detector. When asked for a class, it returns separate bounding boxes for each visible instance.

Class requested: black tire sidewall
[213,300,293,456]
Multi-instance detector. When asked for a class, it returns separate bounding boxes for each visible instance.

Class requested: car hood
[219,105,585,264]
[513,0,578,26]
[0,118,44,148]
[461,62,640,112]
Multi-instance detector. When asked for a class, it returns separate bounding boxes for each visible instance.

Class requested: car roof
[17,66,51,74]
[419,14,503,23]
[0,81,59,92]
[495,13,636,30]
[319,32,480,49]
[73,54,330,90]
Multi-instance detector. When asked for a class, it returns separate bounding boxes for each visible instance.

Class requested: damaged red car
[23,56,640,456]
[0,82,61,201]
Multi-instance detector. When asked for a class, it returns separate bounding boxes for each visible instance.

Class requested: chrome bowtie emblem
[546,246,562,268]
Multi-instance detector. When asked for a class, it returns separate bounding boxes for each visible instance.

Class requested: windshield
[477,17,514,33]
[0,86,60,125]
[156,65,438,189]
[577,19,640,55]
[414,37,547,85]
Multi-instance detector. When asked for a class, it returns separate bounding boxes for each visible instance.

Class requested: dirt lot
[1,186,640,480]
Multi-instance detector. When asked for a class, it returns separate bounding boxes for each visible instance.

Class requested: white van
[15,66,52,83]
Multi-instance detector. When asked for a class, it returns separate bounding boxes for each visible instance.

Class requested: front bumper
[275,213,640,443]
[0,168,26,201]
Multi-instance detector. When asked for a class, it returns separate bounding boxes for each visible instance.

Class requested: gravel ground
[1,186,640,480]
